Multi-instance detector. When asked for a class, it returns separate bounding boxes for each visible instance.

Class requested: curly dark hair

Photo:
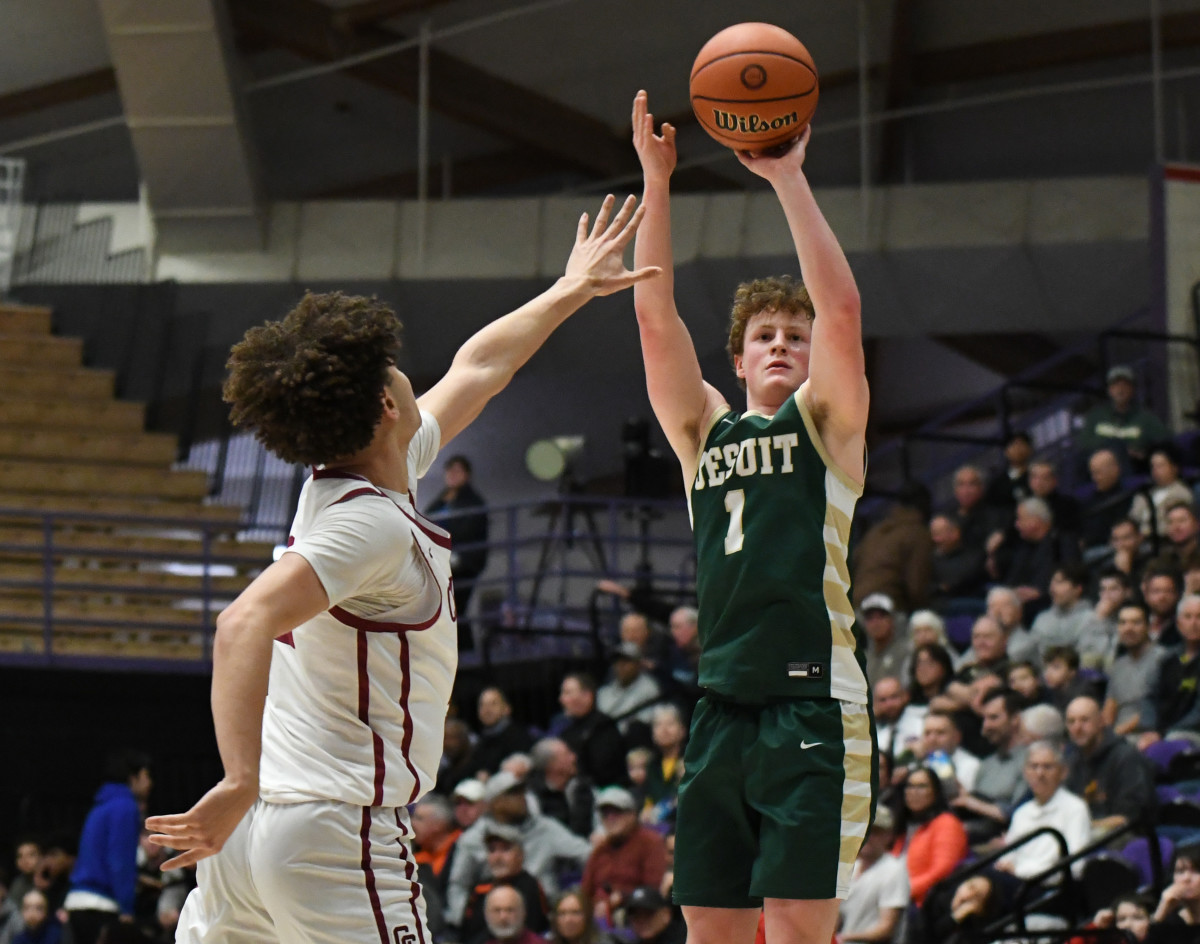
[222,292,403,466]
[726,275,814,386]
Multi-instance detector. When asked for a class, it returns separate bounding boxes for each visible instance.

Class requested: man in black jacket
[427,454,490,650]
[554,672,626,787]
[1064,695,1155,833]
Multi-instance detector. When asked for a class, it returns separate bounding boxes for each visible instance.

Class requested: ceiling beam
[914,11,1200,86]
[877,0,917,183]
[930,333,1096,386]
[331,0,456,32]
[0,68,117,122]
[232,0,638,179]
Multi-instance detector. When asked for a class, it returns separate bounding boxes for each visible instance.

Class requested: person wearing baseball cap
[580,787,667,925]
[860,593,912,687]
[1077,363,1169,474]
[625,886,684,944]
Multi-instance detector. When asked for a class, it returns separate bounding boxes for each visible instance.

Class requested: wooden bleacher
[0,302,273,661]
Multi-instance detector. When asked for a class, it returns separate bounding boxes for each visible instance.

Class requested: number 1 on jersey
[724,488,745,554]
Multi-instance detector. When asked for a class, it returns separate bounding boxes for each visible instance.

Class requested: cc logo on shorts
[393,927,416,944]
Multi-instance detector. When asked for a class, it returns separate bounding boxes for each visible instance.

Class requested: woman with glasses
[890,766,967,908]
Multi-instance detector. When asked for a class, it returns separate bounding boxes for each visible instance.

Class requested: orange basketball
[690,22,818,151]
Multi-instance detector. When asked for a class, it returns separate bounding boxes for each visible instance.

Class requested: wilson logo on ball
[712,109,800,136]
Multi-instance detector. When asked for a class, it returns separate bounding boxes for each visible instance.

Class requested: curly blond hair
[726,276,814,383]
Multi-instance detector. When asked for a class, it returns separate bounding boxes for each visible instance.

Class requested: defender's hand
[564,194,661,297]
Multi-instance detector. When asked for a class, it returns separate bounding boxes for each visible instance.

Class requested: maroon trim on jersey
[313,468,370,481]
[399,632,422,804]
[330,600,441,633]
[359,807,390,944]
[402,504,452,548]
[357,633,386,806]
[394,811,428,944]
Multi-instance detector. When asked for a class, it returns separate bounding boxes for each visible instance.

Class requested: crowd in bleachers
[7,364,1200,943]
[847,365,1200,942]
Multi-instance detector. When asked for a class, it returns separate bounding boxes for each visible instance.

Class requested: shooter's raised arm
[739,131,868,483]
[631,90,727,472]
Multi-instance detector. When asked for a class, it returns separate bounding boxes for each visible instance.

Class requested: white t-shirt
[952,747,980,793]
[998,787,1092,878]
[839,852,909,937]
[259,411,458,808]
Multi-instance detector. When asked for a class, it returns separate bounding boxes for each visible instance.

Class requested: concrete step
[0,366,113,398]
[0,306,52,335]
[0,427,178,465]
[0,396,146,432]
[0,491,244,528]
[0,334,82,368]
[0,459,209,500]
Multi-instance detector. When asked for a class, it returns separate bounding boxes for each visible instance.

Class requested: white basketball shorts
[176,799,429,944]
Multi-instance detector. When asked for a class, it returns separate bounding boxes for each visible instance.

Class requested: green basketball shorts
[672,695,877,908]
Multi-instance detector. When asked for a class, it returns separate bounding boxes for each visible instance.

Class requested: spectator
[918,710,980,795]
[413,793,463,899]
[986,586,1039,667]
[985,431,1034,510]
[949,465,1007,561]
[1158,502,1200,572]
[481,885,543,944]
[8,840,40,913]
[1107,517,1151,585]
[453,779,488,831]
[643,705,686,826]
[951,688,1030,841]
[1080,449,1135,551]
[1085,567,1132,667]
[928,514,988,607]
[580,787,666,924]
[1141,593,1200,748]
[12,890,61,944]
[459,824,549,944]
[446,770,592,930]
[1183,553,1200,596]
[1076,364,1169,473]
[32,835,72,915]
[440,718,480,794]
[1144,564,1184,649]
[873,676,926,763]
[1007,662,1045,707]
[1064,695,1155,834]
[1130,443,1193,538]
[952,615,1011,690]
[1152,844,1200,930]
[555,673,626,788]
[597,643,662,736]
[1103,602,1168,736]
[836,806,908,944]
[623,886,685,944]
[850,481,933,613]
[1042,646,1100,714]
[1072,893,1153,944]
[996,741,1090,879]
[663,606,700,693]
[617,613,669,675]
[908,610,957,663]
[470,688,535,778]
[1029,563,1109,662]
[529,739,594,839]
[65,749,152,944]
[1020,703,1066,748]
[153,884,188,944]
[625,747,654,813]
[860,593,912,686]
[890,765,968,907]
[426,454,490,652]
[907,644,954,709]
[991,497,1079,619]
[547,887,616,944]
[1027,458,1082,536]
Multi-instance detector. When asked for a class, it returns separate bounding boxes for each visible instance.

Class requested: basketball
[689,22,818,152]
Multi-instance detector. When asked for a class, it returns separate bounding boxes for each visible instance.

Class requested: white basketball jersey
[259,412,458,808]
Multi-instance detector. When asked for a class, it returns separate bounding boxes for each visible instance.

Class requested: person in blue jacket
[64,750,153,944]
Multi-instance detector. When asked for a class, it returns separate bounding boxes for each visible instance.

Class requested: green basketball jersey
[687,389,868,704]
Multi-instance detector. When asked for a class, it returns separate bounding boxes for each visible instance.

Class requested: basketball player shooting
[630,89,876,944]
[144,194,658,944]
